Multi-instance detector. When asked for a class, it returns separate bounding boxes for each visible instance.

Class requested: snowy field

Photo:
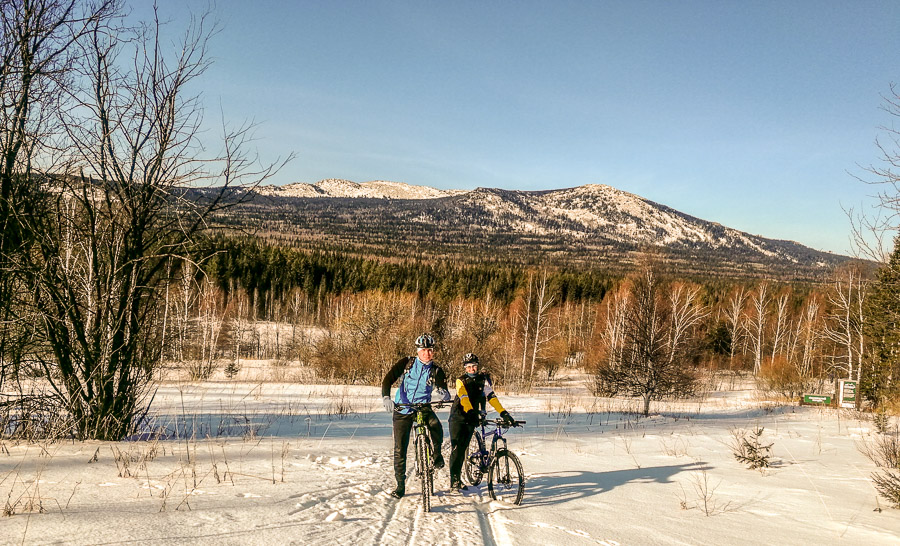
[3,372,900,545]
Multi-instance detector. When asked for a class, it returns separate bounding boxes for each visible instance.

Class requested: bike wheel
[487,449,524,505]
[416,435,433,512]
[464,434,484,486]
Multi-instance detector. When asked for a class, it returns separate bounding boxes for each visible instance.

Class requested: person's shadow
[516,462,707,506]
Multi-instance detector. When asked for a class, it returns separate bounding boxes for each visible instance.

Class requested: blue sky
[145,1,899,255]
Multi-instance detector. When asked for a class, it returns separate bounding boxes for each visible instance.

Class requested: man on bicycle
[448,353,516,491]
[381,333,451,499]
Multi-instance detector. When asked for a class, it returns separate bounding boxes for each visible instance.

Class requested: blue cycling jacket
[382,356,450,415]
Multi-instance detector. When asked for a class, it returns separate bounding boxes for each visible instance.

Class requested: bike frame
[471,418,520,472]
[395,401,447,509]
[412,409,433,469]
[397,402,446,458]
[463,415,526,504]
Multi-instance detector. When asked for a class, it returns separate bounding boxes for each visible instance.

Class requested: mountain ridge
[218,179,848,279]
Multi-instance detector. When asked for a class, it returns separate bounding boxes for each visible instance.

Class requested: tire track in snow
[405,496,424,546]
[371,494,402,545]
[475,505,500,546]
[369,478,430,545]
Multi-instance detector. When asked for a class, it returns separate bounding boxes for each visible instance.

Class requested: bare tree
[724,286,746,366]
[0,0,116,392]
[529,269,556,378]
[667,281,709,366]
[848,84,900,262]
[823,262,870,381]
[16,5,288,439]
[748,282,769,375]
[598,284,629,373]
[790,297,822,388]
[518,271,533,379]
[193,276,226,380]
[595,258,702,416]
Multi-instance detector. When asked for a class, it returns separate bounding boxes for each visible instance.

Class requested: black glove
[464,409,480,426]
[500,411,515,426]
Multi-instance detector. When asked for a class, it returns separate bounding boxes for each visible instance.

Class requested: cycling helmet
[415,334,435,349]
[462,353,479,366]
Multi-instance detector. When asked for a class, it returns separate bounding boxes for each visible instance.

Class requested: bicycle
[464,415,526,504]
[395,401,447,512]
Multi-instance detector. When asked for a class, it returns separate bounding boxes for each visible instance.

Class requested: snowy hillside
[4,372,900,545]
[453,185,803,262]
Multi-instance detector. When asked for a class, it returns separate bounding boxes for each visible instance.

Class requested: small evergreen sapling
[224,359,241,379]
[731,427,774,470]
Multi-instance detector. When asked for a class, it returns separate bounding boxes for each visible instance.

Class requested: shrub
[860,428,900,507]
[758,356,804,400]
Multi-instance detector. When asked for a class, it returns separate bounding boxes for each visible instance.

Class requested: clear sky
[142,1,899,255]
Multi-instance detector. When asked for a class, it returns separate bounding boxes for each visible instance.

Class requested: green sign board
[839,380,857,408]
[802,394,832,405]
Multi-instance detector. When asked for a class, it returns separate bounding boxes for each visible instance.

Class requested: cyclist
[448,353,516,491]
[381,333,451,499]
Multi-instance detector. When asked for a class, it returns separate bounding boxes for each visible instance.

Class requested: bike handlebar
[481,418,526,428]
[394,401,450,409]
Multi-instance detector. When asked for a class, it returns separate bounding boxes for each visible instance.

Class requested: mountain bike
[396,402,447,512]
[464,416,526,504]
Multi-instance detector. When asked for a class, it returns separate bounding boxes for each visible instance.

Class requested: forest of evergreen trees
[199,236,617,313]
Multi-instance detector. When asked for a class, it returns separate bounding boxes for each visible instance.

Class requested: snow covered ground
[3,376,900,545]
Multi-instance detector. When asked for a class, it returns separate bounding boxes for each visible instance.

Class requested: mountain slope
[210,180,848,279]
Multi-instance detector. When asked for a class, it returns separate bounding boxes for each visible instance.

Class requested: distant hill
[199,179,851,280]
[252,178,465,199]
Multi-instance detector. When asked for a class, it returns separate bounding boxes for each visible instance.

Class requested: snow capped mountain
[253,179,464,199]
[226,179,846,276]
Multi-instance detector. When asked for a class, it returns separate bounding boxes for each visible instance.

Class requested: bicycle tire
[487,449,524,505]
[464,433,485,486]
[416,434,433,512]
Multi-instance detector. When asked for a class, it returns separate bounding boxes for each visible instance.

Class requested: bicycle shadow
[517,461,708,507]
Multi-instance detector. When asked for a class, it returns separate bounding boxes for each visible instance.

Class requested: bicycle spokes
[464,433,487,486]
[487,449,524,505]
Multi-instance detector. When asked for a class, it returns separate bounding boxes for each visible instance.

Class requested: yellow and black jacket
[450,372,506,417]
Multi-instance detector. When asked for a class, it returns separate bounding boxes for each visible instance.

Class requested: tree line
[147,239,897,417]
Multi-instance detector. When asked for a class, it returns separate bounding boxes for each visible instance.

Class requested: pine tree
[862,236,900,407]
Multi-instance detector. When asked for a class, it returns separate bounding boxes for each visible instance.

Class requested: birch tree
[793,298,821,386]
[769,291,789,362]
[724,287,746,366]
[519,272,533,379]
[823,263,869,381]
[529,269,556,378]
[748,283,770,375]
